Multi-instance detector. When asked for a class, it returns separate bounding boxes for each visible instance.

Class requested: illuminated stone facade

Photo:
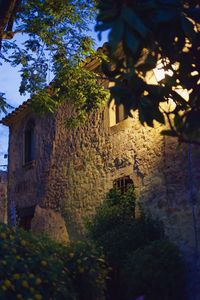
[1,72,200,299]
[2,103,200,250]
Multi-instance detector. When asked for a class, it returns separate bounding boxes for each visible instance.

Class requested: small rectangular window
[24,120,35,164]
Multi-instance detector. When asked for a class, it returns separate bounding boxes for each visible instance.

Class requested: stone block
[31,205,69,244]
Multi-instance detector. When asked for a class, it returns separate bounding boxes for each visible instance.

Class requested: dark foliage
[0,224,108,300]
[87,187,186,300]
[123,240,187,300]
[96,0,200,143]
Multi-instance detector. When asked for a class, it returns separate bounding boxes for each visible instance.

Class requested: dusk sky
[0,61,28,169]
[0,25,108,169]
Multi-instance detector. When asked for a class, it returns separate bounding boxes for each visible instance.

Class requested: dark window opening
[24,120,35,164]
[114,176,133,193]
[19,216,33,231]
[17,206,35,231]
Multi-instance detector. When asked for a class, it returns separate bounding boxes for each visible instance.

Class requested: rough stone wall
[41,103,200,259]
[0,171,7,223]
[7,110,56,221]
[7,101,200,298]
[7,102,200,252]
[43,104,113,239]
[41,104,200,299]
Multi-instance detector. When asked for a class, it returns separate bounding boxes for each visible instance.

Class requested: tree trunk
[0,0,18,40]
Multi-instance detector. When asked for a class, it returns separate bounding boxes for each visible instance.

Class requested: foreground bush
[87,188,164,265]
[86,188,186,300]
[0,224,108,300]
[65,241,108,300]
[123,240,187,300]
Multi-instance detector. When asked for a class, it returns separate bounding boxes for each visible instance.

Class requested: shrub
[0,224,108,300]
[63,241,108,300]
[122,240,187,300]
[86,188,164,265]
[86,188,186,300]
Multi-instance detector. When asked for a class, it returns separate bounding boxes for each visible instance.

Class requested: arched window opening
[113,176,133,193]
[24,120,35,164]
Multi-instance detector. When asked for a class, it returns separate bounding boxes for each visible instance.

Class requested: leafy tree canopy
[1,1,199,141]
[96,0,200,143]
[0,0,109,123]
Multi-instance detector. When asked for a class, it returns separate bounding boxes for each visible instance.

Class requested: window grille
[113,176,133,193]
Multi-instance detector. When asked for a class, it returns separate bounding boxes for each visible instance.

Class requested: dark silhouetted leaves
[96,0,200,141]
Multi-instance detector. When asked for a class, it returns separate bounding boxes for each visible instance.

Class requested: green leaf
[153,109,165,124]
[0,93,13,114]
[125,31,140,55]
[138,96,165,126]
[138,100,154,126]
[95,22,113,32]
[122,5,149,38]
[186,8,200,23]
[155,8,178,23]
[170,90,189,109]
[137,54,157,72]
[136,0,157,11]
[181,16,195,42]
[109,19,124,50]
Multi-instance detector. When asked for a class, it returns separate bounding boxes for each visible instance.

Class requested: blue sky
[0,62,28,169]
[0,25,108,169]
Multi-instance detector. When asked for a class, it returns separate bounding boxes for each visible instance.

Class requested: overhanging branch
[0,0,20,48]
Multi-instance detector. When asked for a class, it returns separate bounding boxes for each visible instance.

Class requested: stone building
[0,170,7,223]
[0,52,200,298]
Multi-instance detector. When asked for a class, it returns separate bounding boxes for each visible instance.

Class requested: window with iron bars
[113,176,133,193]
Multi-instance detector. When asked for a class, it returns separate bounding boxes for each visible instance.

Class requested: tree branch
[1,31,15,39]
[0,0,20,48]
[1,29,26,40]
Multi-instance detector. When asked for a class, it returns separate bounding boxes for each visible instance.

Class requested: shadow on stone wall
[139,138,200,300]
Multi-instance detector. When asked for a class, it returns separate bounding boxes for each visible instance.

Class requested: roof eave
[0,99,32,126]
